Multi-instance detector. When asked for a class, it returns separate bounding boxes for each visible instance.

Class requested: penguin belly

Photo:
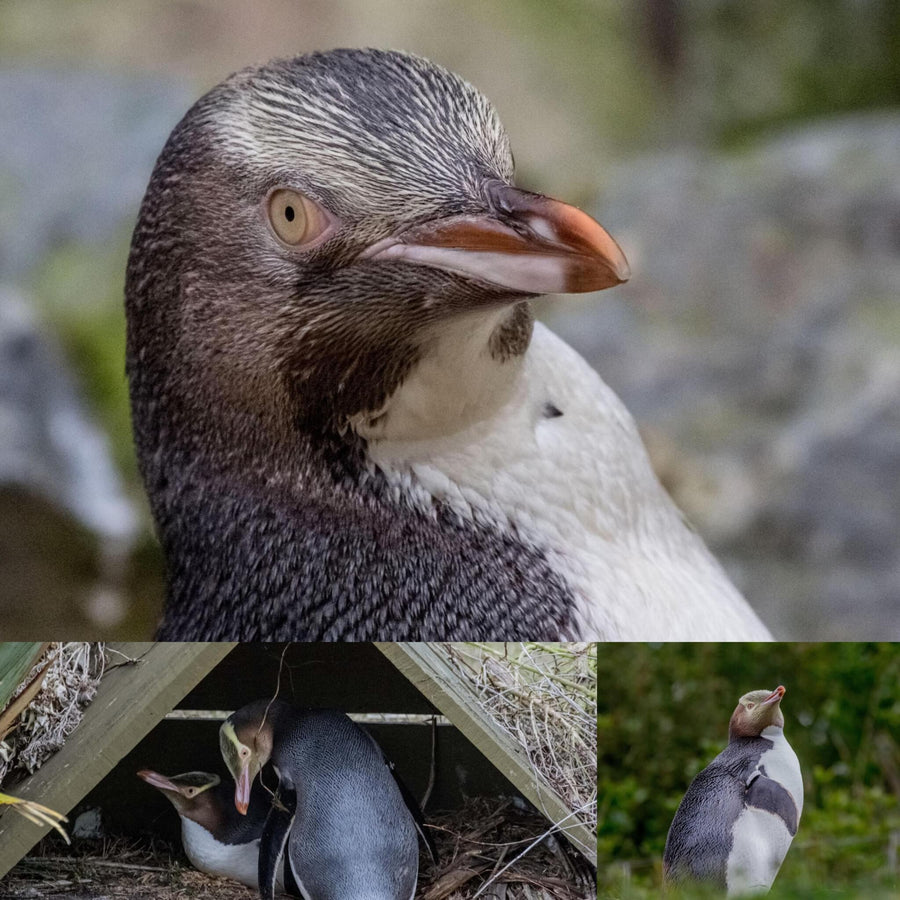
[727,729,802,896]
[367,321,772,641]
[726,807,793,895]
[181,819,285,891]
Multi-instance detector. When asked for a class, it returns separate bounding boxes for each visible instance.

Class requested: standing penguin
[137,769,299,895]
[663,685,803,896]
[125,47,772,642]
[219,699,433,900]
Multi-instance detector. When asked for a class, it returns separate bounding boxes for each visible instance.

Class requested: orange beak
[362,181,629,295]
[763,685,786,704]
[235,763,251,815]
[137,769,180,792]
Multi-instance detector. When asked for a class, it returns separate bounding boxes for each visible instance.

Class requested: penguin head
[220,699,285,815]
[137,769,221,821]
[728,685,786,740]
[126,47,629,447]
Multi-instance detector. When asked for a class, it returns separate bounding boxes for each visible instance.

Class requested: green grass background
[597,643,900,899]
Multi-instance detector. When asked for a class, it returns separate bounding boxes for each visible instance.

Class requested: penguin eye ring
[265,187,334,249]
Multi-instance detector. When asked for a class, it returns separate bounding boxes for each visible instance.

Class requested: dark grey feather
[663,736,774,886]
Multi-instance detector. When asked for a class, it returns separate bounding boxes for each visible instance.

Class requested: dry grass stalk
[0,643,106,785]
[5,798,594,899]
[441,643,597,837]
[422,797,595,899]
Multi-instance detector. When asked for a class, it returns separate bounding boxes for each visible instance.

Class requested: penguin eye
[185,788,196,797]
[266,188,331,247]
[747,702,756,709]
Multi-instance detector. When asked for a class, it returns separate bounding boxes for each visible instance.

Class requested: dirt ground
[1,799,595,900]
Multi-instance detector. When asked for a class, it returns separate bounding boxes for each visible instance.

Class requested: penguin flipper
[259,788,296,900]
[745,772,799,835]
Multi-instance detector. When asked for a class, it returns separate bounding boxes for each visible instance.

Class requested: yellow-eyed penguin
[219,699,435,900]
[137,769,300,895]
[125,47,772,642]
[663,686,803,896]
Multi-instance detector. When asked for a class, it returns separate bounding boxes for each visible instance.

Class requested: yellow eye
[266,188,329,246]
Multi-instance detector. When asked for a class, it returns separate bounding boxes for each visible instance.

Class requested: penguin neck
[178,802,222,837]
[352,304,530,442]
[254,705,296,783]
[729,723,784,744]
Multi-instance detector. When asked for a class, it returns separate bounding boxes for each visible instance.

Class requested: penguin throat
[351,305,527,442]
[730,718,783,742]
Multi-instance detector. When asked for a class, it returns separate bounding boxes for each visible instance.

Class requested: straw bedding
[3,798,594,899]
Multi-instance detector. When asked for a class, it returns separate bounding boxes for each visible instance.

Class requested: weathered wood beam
[376,642,596,864]
[0,641,236,878]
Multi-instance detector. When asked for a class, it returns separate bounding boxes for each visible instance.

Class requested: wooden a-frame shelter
[0,642,595,880]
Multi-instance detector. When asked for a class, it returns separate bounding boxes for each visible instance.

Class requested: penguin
[126,47,772,642]
[136,768,299,895]
[663,685,803,896]
[218,699,434,900]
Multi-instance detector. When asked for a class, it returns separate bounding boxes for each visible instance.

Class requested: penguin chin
[350,304,528,444]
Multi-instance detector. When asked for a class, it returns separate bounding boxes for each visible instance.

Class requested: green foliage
[0,643,45,711]
[511,1,900,154]
[597,643,900,894]
[29,234,137,481]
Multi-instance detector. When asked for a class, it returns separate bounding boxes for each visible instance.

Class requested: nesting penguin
[663,686,803,896]
[126,47,772,641]
[137,768,299,895]
[219,699,434,900]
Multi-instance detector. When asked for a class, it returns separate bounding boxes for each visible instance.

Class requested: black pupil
[284,205,295,222]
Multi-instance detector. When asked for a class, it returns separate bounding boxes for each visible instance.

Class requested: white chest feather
[757,727,804,813]
[181,818,284,891]
[726,809,793,896]
[363,315,772,640]
[726,728,803,896]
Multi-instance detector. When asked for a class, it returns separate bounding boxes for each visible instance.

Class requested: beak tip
[607,243,631,285]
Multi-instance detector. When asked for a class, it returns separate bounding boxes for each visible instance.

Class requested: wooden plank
[376,642,596,864]
[0,641,236,878]
[0,643,48,711]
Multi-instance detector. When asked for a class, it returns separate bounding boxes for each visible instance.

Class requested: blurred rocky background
[0,0,898,638]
